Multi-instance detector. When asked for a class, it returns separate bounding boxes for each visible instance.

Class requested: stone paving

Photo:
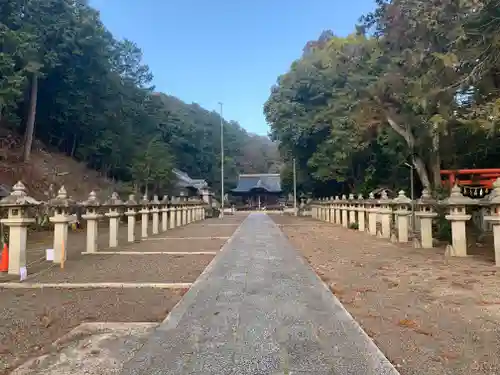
[119,213,399,375]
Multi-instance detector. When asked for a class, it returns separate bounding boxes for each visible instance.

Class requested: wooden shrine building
[230,173,282,210]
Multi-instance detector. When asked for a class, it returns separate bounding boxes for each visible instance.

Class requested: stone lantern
[415,189,437,248]
[160,195,169,232]
[444,184,474,257]
[81,191,100,253]
[125,194,139,243]
[151,195,161,235]
[484,178,500,265]
[348,193,356,226]
[366,192,378,236]
[103,192,123,248]
[356,194,366,232]
[139,195,150,238]
[392,190,412,243]
[378,191,393,239]
[48,186,73,263]
[0,181,39,275]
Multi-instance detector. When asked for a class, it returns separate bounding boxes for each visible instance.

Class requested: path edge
[271,215,401,375]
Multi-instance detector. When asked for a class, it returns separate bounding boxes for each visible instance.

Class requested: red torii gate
[440,168,500,198]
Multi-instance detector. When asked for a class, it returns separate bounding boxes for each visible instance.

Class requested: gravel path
[0,288,186,375]
[271,214,500,375]
[119,213,398,375]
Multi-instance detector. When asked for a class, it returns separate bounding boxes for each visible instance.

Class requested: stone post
[151,195,160,235]
[176,202,183,227]
[348,193,356,226]
[415,189,437,248]
[367,192,378,236]
[182,203,188,226]
[334,196,340,225]
[328,197,333,223]
[356,194,366,232]
[378,191,393,239]
[104,192,123,248]
[444,184,474,257]
[169,199,177,229]
[393,190,412,243]
[139,195,150,238]
[160,195,169,232]
[0,182,37,275]
[484,178,500,266]
[187,201,193,224]
[341,195,348,228]
[49,186,72,264]
[125,194,138,243]
[81,191,100,253]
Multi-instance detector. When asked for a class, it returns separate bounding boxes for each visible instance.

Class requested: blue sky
[89,0,375,136]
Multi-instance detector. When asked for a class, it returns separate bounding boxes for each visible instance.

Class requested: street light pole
[293,158,297,216]
[219,102,224,219]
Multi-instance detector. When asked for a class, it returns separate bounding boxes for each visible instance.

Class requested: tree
[265,1,500,196]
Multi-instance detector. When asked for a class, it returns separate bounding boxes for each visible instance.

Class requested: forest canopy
[0,0,279,196]
[264,0,500,197]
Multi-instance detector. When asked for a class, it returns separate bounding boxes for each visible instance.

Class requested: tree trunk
[22,73,38,162]
[386,115,432,189]
[70,134,77,157]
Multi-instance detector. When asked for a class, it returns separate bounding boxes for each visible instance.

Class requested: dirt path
[271,214,500,375]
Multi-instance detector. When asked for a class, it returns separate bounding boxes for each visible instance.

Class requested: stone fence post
[341,195,348,228]
[366,192,378,236]
[125,194,138,243]
[161,196,169,232]
[356,194,366,232]
[139,195,150,238]
[151,195,161,235]
[348,194,356,226]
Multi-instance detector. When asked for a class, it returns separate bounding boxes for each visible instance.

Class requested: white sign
[46,248,54,261]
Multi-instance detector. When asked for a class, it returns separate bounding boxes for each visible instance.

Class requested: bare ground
[271,214,500,375]
[0,288,186,375]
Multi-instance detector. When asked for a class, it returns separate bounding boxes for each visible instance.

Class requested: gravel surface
[133,238,228,253]
[27,254,214,283]
[0,288,186,375]
[271,214,500,375]
[1,214,246,282]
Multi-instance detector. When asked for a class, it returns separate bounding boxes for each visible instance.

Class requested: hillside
[0,0,280,199]
[0,127,121,201]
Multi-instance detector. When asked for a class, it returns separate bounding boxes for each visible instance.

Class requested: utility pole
[219,102,224,219]
[293,158,297,216]
[404,162,416,239]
